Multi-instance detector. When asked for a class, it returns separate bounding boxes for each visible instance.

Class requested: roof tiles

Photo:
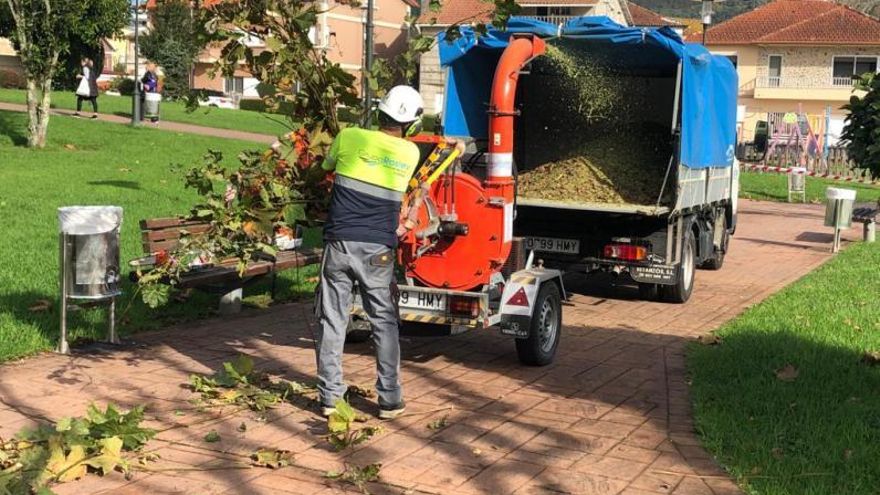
[690,0,880,45]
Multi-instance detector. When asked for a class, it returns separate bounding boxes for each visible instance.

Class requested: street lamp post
[701,0,713,45]
[361,0,375,128]
[131,0,142,126]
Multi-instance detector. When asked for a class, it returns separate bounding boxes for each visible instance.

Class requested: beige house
[0,38,21,74]
[416,0,681,114]
[190,0,416,98]
[692,0,880,145]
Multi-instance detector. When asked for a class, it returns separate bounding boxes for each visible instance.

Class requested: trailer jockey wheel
[515,283,562,366]
[660,229,696,304]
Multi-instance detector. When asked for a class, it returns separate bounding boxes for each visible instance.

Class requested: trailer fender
[500,268,565,338]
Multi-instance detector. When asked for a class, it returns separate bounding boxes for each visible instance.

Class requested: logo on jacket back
[360,153,410,174]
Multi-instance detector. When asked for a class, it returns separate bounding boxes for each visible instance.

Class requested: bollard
[865,220,876,243]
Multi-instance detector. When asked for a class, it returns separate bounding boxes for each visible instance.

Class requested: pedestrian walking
[315,85,424,420]
[140,62,160,122]
[74,58,99,119]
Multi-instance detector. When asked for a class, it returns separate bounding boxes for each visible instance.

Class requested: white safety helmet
[378,85,424,124]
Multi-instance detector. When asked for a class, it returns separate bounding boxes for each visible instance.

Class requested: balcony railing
[519,15,575,25]
[756,75,856,90]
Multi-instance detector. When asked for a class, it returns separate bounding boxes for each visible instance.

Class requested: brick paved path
[0,102,277,144]
[0,200,858,494]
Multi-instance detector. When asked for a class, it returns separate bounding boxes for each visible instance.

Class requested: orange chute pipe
[486,34,546,185]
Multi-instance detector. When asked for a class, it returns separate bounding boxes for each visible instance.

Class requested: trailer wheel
[702,215,729,271]
[660,229,695,304]
[516,283,562,366]
[345,315,372,343]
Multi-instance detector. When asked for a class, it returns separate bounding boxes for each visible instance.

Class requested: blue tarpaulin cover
[437,16,738,169]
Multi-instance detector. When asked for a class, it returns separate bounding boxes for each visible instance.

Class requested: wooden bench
[852,203,878,243]
[132,217,322,313]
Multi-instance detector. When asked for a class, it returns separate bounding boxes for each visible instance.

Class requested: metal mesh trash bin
[58,206,123,353]
[144,92,161,122]
[824,187,856,252]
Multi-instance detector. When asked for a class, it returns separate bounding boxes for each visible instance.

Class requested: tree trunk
[25,77,52,149]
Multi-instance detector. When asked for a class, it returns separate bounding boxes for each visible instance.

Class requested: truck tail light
[449,296,480,318]
[603,243,647,261]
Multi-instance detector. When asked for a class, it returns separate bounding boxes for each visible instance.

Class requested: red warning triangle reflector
[506,287,529,307]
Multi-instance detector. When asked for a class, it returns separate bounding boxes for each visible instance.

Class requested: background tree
[0,0,128,148]
[141,0,203,99]
[842,73,880,179]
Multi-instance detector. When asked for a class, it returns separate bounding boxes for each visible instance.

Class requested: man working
[316,85,424,420]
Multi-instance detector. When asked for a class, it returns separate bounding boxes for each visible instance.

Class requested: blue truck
[435,16,766,303]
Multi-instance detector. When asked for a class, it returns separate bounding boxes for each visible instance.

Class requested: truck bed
[516,197,670,216]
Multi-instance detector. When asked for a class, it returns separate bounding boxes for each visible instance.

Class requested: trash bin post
[58,233,71,355]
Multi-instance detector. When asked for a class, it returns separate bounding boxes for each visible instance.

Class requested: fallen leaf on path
[64,144,77,151]
[775,364,799,382]
[427,415,449,431]
[204,431,221,443]
[347,384,375,399]
[238,422,247,433]
[28,299,52,313]
[697,334,722,346]
[860,351,880,366]
[251,448,294,468]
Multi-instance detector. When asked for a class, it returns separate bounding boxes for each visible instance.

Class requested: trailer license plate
[399,290,446,311]
[524,237,580,254]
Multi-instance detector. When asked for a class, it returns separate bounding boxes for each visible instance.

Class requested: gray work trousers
[316,240,401,408]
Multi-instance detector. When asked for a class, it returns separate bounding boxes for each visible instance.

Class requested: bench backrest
[139,218,210,254]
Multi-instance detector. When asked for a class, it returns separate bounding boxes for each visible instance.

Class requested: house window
[768,55,782,87]
[725,55,738,68]
[534,6,570,17]
[832,56,878,86]
[224,76,244,96]
[549,6,572,15]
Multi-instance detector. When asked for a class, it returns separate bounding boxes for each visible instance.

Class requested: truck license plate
[524,236,580,254]
[399,290,446,311]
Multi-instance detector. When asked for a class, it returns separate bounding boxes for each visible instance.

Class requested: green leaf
[85,437,126,476]
[204,431,221,443]
[327,399,356,434]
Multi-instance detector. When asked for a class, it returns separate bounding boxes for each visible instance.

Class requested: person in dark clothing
[74,58,99,119]
[139,62,159,121]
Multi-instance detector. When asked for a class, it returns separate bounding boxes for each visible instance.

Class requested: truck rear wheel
[516,283,562,366]
[702,215,729,271]
[660,229,695,304]
[637,283,659,301]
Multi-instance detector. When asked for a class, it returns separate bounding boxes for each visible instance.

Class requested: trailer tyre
[516,283,562,366]
[660,229,695,304]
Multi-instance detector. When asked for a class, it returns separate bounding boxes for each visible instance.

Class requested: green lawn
[0,88,290,137]
[689,241,880,495]
[740,171,880,204]
[0,110,318,362]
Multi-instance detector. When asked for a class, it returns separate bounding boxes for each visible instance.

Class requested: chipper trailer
[435,16,767,304]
